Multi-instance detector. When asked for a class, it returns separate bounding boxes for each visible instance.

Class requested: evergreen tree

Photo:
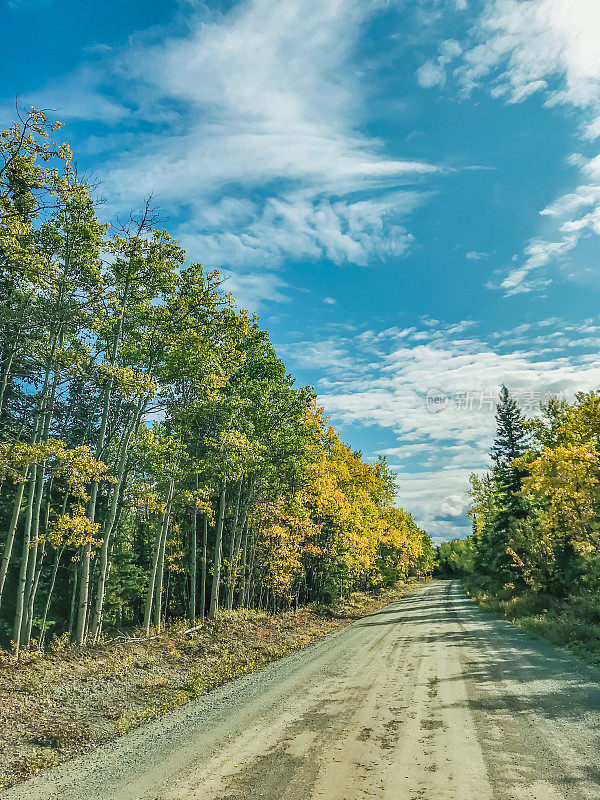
[491,387,528,521]
[476,387,529,582]
[490,386,527,468]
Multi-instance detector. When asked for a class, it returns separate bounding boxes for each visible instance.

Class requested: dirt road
[7,580,600,800]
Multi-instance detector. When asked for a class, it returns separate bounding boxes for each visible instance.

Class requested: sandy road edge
[0,580,429,796]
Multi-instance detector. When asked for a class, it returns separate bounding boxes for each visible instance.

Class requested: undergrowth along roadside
[462,580,600,662]
[0,581,424,791]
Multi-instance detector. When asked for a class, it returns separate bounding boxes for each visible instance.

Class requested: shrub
[31,719,94,750]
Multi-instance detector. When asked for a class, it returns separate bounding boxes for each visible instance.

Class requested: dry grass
[0,581,423,790]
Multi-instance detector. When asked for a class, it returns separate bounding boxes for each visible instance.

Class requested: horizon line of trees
[0,108,434,654]
[438,386,600,606]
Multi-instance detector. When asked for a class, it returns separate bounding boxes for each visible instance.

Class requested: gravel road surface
[7,580,600,800]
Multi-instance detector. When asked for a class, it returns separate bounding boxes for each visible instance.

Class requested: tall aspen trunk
[12,475,36,655]
[68,565,78,635]
[153,510,171,631]
[189,507,197,623]
[0,477,27,607]
[236,521,249,607]
[89,477,126,641]
[21,461,47,644]
[89,400,145,642]
[11,342,57,651]
[143,522,162,637]
[199,516,208,618]
[74,277,128,646]
[224,479,243,610]
[24,542,45,645]
[208,486,227,620]
[0,338,18,418]
[74,542,92,646]
[24,337,63,646]
[39,543,65,647]
[246,527,258,608]
[143,480,174,636]
[227,514,247,610]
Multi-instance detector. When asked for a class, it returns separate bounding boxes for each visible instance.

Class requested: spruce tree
[491,387,528,519]
[477,387,529,582]
[490,386,527,468]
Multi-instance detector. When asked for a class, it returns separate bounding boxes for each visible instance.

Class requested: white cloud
[416,39,461,88]
[178,190,421,270]
[218,270,290,312]
[540,182,600,219]
[465,250,488,260]
[496,152,600,293]
[283,316,600,538]
[279,339,363,372]
[499,236,578,295]
[583,116,600,141]
[417,60,447,89]
[394,470,473,542]
[33,0,439,274]
[30,64,128,123]
[457,0,600,109]
[443,0,600,295]
[440,494,467,518]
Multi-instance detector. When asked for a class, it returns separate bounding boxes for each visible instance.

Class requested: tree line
[0,109,434,653]
[438,386,600,608]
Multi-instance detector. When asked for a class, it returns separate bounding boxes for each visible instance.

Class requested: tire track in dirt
[5,581,600,800]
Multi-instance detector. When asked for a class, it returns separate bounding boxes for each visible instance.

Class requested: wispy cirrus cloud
[419,0,600,295]
[26,0,440,304]
[218,270,290,311]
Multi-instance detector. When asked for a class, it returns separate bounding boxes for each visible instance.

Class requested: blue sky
[3,0,600,541]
